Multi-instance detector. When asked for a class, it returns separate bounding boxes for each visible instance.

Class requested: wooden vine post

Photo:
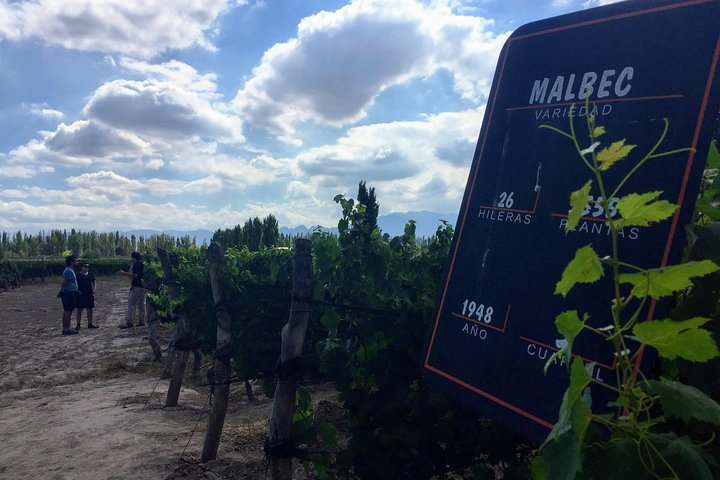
[267,239,313,480]
[157,247,191,407]
[201,242,233,462]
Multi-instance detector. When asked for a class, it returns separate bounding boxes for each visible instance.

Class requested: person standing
[75,263,97,330]
[59,254,79,336]
[117,251,146,329]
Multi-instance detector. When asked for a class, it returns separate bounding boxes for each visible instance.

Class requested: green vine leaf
[616,191,677,227]
[555,245,604,297]
[567,357,592,408]
[553,311,586,365]
[708,140,719,169]
[317,422,338,449]
[632,317,720,361]
[592,126,606,138]
[567,180,592,231]
[544,358,592,446]
[571,388,592,446]
[644,378,720,425]
[661,435,714,480]
[620,260,720,299]
[538,431,581,480]
[596,139,636,171]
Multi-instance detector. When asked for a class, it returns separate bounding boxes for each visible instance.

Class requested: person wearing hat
[76,263,97,330]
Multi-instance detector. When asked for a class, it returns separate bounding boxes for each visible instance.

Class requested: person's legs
[76,308,84,329]
[137,288,146,326]
[124,287,145,327]
[125,288,137,326]
[87,308,95,327]
[60,291,78,335]
[63,309,72,330]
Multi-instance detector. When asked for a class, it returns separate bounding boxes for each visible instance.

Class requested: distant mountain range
[122,211,458,244]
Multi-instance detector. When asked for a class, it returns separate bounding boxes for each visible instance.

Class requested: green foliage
[211,214,281,252]
[0,228,194,259]
[694,140,720,223]
[568,180,593,230]
[615,192,677,227]
[0,257,130,286]
[596,138,635,171]
[644,379,720,425]
[308,193,530,479]
[549,311,587,368]
[620,261,719,300]
[554,244,604,297]
[535,105,720,479]
[632,317,719,362]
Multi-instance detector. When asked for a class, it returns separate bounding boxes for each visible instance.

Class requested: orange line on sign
[662,32,720,267]
[519,336,615,370]
[506,94,683,111]
[423,363,554,429]
[511,0,714,41]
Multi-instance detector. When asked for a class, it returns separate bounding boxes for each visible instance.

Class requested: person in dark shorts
[59,254,79,335]
[75,263,97,330]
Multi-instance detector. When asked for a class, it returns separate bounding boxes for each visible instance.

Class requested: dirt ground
[0,276,338,480]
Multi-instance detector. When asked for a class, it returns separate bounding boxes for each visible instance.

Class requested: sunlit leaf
[645,378,720,424]
[555,245,604,297]
[592,126,606,138]
[567,180,592,231]
[620,260,719,299]
[596,139,636,171]
[632,317,720,361]
[616,191,677,227]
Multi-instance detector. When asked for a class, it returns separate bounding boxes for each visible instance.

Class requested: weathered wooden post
[156,247,191,407]
[201,242,233,462]
[267,239,313,480]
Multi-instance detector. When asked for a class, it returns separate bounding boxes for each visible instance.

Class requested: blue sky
[0,0,618,232]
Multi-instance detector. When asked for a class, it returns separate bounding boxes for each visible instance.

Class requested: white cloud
[0,0,242,59]
[84,78,243,143]
[8,120,153,170]
[234,0,505,143]
[119,58,220,96]
[27,103,64,120]
[292,106,484,214]
[6,59,246,176]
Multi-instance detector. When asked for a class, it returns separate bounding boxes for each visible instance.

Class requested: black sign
[422,0,720,443]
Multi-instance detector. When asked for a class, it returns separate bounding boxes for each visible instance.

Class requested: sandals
[88,324,99,329]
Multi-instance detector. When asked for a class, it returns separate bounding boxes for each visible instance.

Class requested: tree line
[0,213,290,259]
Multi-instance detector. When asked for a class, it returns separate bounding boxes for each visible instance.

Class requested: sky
[0,0,620,233]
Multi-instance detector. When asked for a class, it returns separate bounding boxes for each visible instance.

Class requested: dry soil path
[0,276,295,480]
